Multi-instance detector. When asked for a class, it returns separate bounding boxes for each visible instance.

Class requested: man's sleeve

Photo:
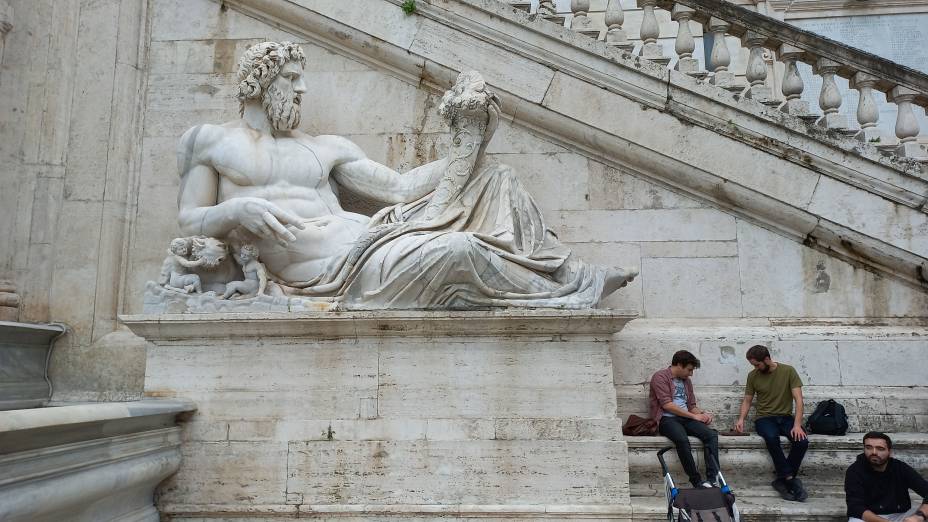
[902,461,928,502]
[745,372,755,396]
[650,371,673,407]
[789,366,803,388]
[844,465,868,519]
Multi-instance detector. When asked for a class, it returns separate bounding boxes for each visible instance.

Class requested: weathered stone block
[641,257,742,318]
[286,440,629,505]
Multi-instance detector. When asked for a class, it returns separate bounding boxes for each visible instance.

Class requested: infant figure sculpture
[158,236,228,294]
[158,41,636,310]
[222,244,268,300]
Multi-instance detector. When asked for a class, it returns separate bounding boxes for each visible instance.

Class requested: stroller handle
[657,446,674,475]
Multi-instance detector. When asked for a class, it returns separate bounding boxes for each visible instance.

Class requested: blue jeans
[754,415,809,479]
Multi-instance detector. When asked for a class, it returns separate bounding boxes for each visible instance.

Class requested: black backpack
[806,399,849,435]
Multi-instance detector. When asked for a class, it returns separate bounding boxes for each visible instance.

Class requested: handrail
[655,0,928,105]
[545,0,928,160]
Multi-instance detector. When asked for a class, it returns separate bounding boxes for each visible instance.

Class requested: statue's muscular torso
[178,122,371,282]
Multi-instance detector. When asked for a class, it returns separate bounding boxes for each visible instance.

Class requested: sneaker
[786,477,808,502]
[699,481,716,488]
[771,478,795,501]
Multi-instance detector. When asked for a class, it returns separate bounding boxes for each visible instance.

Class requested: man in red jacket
[845,432,928,522]
[649,350,719,489]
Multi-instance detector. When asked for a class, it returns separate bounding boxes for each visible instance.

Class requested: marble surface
[0,399,194,522]
[160,45,636,311]
[0,321,65,410]
[120,308,637,339]
[138,319,630,519]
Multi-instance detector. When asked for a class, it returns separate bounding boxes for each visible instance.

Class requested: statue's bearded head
[236,41,307,131]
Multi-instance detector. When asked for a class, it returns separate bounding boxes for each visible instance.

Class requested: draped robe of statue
[277,73,617,310]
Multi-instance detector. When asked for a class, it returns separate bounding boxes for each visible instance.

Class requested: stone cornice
[220,0,928,288]
[119,310,638,340]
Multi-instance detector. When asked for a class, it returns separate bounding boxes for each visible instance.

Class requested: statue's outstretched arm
[326,136,447,204]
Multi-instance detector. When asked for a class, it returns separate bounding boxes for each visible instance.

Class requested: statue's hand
[233,198,305,246]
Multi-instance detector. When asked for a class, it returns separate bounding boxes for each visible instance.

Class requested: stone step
[615,385,928,434]
[632,495,845,521]
[626,433,928,498]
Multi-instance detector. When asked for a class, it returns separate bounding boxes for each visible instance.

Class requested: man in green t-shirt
[734,345,809,502]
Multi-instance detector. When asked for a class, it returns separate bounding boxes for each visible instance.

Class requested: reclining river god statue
[147,41,637,311]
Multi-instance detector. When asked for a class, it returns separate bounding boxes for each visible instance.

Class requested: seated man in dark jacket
[845,432,928,522]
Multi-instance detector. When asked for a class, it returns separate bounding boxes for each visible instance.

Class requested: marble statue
[159,237,208,293]
[221,244,268,300]
[155,41,636,310]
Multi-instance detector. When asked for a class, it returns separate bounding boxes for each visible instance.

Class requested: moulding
[160,503,633,518]
[0,399,193,521]
[119,309,638,340]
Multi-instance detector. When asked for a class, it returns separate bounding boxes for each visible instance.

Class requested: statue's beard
[263,84,302,131]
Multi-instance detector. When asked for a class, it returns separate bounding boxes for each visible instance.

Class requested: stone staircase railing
[506,0,928,162]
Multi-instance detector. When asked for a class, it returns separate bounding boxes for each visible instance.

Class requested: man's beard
[263,84,302,131]
[868,453,888,466]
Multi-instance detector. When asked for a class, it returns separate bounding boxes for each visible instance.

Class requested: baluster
[777,44,816,122]
[889,86,928,159]
[707,18,738,92]
[505,0,532,13]
[605,0,633,52]
[571,0,601,38]
[741,31,775,105]
[538,0,566,26]
[638,0,669,65]
[849,72,881,143]
[814,58,847,130]
[670,4,700,75]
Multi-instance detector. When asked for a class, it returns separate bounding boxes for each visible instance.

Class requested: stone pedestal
[122,310,637,520]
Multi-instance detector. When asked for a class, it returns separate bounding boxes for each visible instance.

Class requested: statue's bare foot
[603,266,639,297]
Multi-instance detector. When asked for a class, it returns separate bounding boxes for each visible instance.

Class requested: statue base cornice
[119,308,637,341]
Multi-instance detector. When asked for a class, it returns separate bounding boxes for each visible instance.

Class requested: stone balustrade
[537,0,928,161]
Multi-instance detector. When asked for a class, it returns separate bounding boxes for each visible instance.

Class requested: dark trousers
[659,416,720,486]
[754,415,809,479]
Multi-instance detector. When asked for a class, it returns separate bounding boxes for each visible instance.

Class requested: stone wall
[126,0,928,436]
[1,0,926,405]
[0,0,149,401]
[128,0,928,320]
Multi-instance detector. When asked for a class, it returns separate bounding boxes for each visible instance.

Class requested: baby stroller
[657,446,740,522]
